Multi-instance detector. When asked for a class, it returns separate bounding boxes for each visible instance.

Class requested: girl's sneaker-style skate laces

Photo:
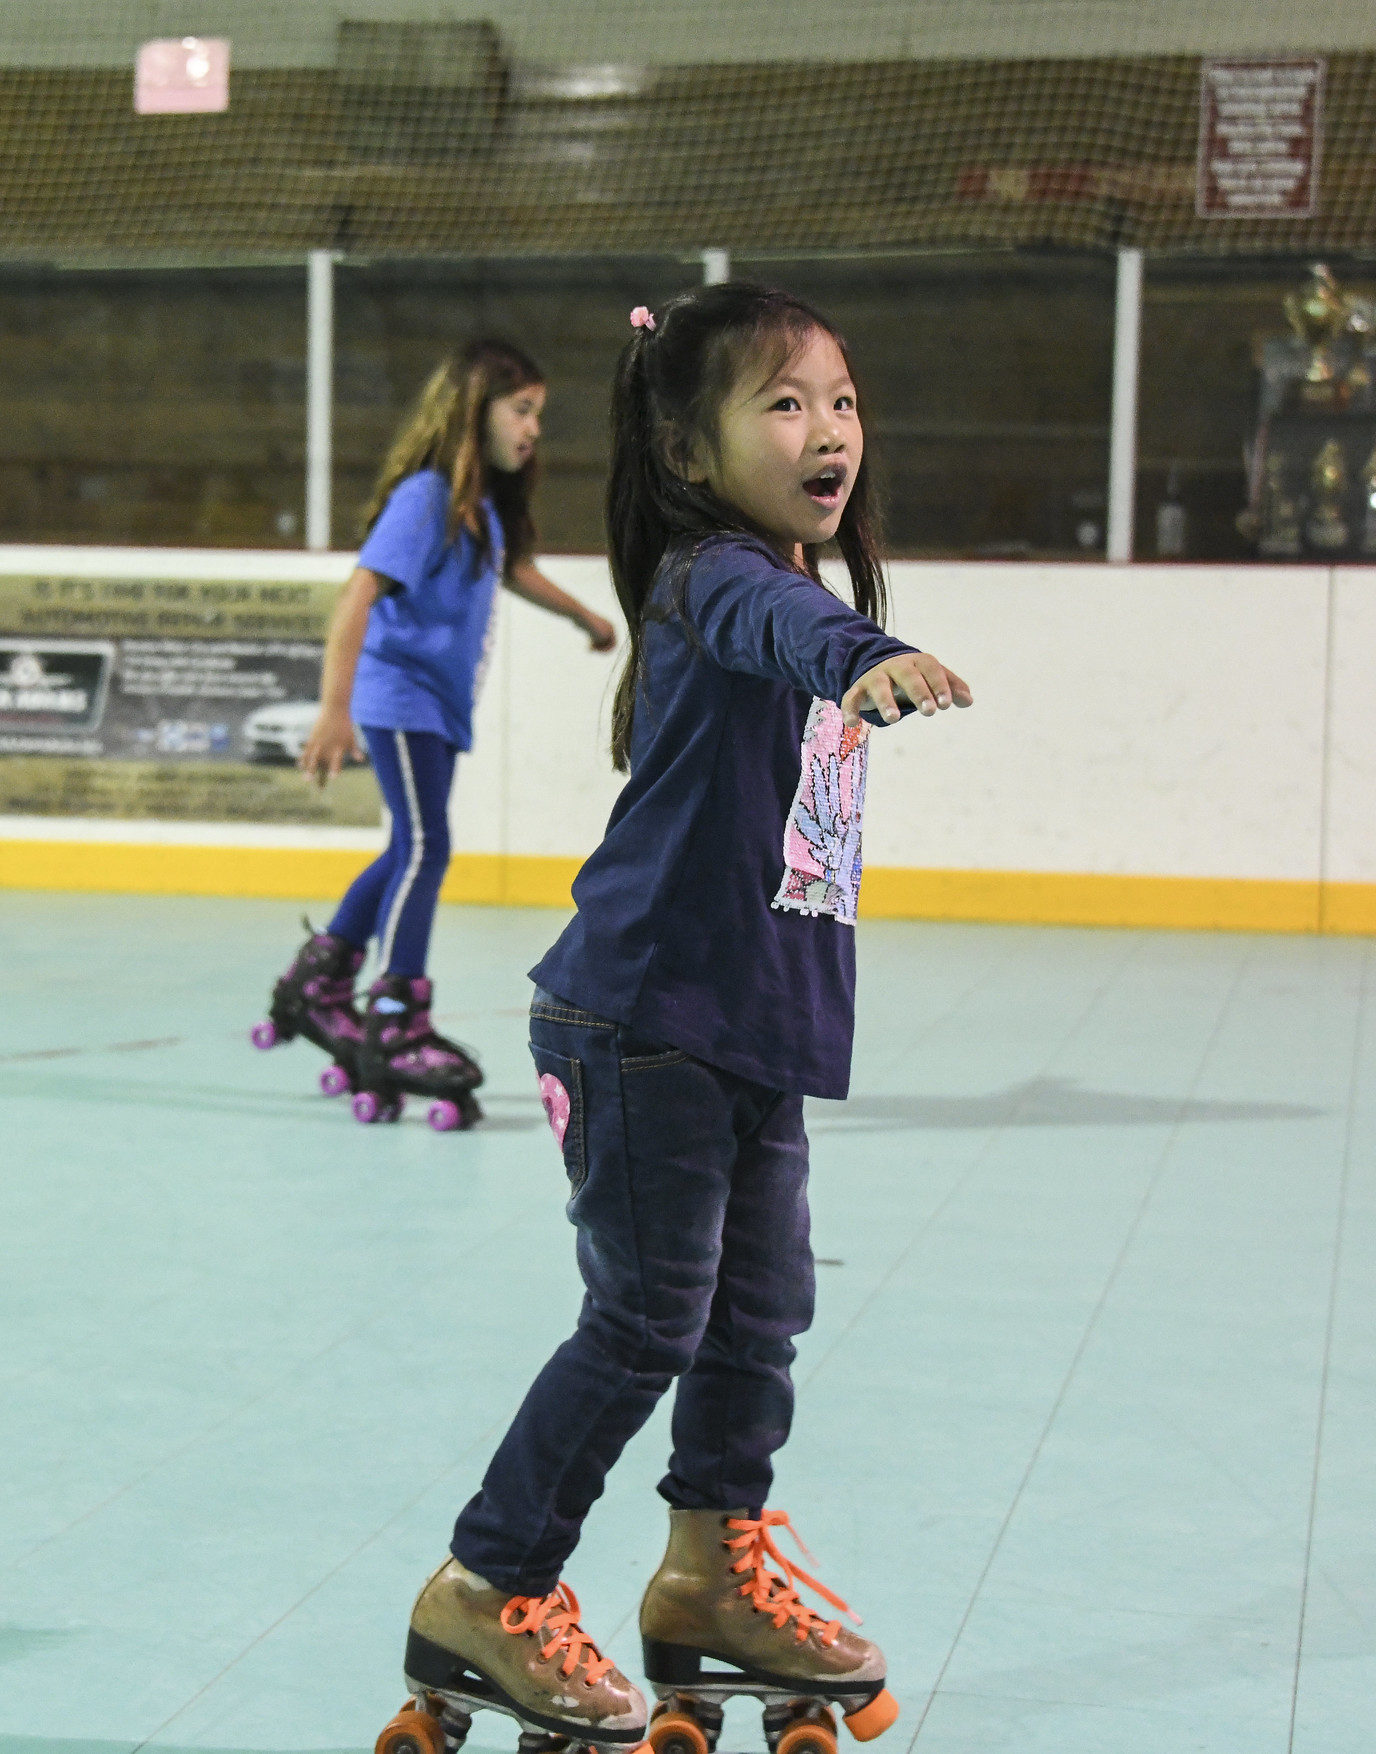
[724,1511,861,1646]
[501,1582,615,1684]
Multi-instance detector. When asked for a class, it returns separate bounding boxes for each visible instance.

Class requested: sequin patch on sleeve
[772,697,869,924]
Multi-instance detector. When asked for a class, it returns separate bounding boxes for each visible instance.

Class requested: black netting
[0,7,1374,261]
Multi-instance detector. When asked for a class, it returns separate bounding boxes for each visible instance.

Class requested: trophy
[1284,263,1349,346]
[1285,264,1355,406]
[1306,439,1349,550]
[1362,446,1376,556]
[1346,355,1375,412]
[1258,454,1301,557]
[1242,266,1376,554]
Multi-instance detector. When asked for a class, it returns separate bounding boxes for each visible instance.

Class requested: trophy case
[1241,264,1376,559]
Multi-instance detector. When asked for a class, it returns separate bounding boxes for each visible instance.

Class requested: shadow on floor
[0,1627,75,1669]
[809,1077,1323,1131]
[6,1064,1323,1135]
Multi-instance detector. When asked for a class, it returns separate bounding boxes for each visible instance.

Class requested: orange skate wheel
[375,1699,446,1754]
[842,1690,900,1743]
[776,1715,837,1754]
[648,1709,711,1754]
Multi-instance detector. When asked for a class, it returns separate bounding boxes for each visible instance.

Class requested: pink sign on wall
[134,38,230,115]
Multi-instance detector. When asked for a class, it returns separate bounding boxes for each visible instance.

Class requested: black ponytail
[605,283,887,772]
[605,327,670,656]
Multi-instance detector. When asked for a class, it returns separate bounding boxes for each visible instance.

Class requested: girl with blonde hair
[252,338,615,1130]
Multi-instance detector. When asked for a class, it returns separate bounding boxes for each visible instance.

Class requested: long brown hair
[606,282,887,771]
[361,337,544,568]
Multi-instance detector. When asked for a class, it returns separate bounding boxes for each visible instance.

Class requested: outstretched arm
[504,558,617,651]
[686,546,972,726]
[300,565,383,786]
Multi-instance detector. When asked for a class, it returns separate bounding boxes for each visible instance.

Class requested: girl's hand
[582,612,617,652]
[842,652,973,727]
[300,708,363,787]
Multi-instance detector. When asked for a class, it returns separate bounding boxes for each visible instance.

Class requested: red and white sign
[1197,58,1324,218]
[134,37,230,115]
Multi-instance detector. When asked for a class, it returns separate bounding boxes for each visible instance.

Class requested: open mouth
[802,464,847,508]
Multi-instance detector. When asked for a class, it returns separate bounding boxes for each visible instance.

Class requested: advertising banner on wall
[0,568,380,826]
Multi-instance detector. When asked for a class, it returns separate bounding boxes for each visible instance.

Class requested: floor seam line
[1286,937,1367,1754]
[1,1198,552,1579]
[907,938,1256,1748]
[124,1412,515,1753]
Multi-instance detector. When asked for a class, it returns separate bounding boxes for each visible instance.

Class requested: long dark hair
[606,282,886,771]
[361,337,543,568]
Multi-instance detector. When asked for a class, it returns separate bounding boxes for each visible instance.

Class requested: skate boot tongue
[500,1582,615,1684]
[724,1511,861,1646]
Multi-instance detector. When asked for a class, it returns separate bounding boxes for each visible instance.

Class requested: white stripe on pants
[377,729,426,973]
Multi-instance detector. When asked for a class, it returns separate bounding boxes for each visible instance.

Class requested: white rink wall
[469,559,1376,890]
[0,551,1372,898]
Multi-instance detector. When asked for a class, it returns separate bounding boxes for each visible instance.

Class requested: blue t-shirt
[351,469,504,751]
[531,536,918,1100]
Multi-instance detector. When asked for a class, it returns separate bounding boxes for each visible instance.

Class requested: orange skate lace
[500,1582,615,1684]
[725,1510,861,1647]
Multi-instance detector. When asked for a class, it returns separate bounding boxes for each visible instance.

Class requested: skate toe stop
[843,1690,899,1742]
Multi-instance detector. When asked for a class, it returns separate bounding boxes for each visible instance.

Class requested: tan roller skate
[639,1510,898,1754]
[376,1558,649,1754]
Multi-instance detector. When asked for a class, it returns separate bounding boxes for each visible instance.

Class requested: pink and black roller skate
[351,975,484,1132]
[249,920,365,1098]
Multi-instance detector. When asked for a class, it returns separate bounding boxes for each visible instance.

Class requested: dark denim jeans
[450,989,815,1595]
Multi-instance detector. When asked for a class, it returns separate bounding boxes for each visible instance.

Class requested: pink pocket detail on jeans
[539,1073,571,1147]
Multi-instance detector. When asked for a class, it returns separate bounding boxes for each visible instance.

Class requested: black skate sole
[641,1639,883,1710]
[353,1082,484,1126]
[404,1629,645,1744]
[268,998,361,1077]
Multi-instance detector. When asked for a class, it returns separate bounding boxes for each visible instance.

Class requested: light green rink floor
[2,893,1372,1754]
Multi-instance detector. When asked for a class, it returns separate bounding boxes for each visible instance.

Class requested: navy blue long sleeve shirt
[531,535,917,1099]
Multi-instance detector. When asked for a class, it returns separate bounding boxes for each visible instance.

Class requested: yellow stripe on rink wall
[1,837,1374,935]
[0,839,581,910]
[1319,881,1376,937]
[868,868,1372,935]
[862,867,1333,933]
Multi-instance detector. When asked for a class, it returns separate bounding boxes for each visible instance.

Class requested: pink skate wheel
[249,1021,278,1050]
[427,1099,461,1132]
[320,1064,350,1097]
[352,1090,381,1124]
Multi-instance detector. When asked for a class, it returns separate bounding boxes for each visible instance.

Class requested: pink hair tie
[629,305,656,331]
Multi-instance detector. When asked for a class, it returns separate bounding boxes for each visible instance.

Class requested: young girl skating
[253,339,616,1130]
[376,286,971,1754]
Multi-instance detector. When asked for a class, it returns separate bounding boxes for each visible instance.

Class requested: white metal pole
[306,249,335,551]
[1106,246,1143,563]
[701,248,730,285]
